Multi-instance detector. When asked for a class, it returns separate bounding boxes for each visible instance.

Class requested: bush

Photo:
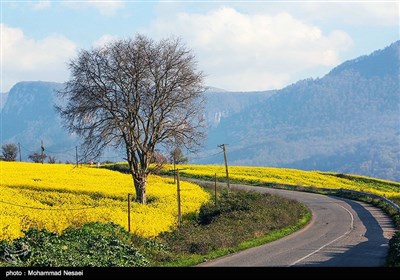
[387,231,400,267]
[199,190,256,225]
[0,222,149,267]
[102,163,130,174]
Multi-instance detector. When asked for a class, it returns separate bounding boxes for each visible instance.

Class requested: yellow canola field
[0,162,210,241]
[167,164,400,203]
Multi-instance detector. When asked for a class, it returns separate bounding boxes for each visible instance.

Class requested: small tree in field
[57,34,206,204]
[1,143,18,161]
[29,152,46,163]
[48,155,57,164]
[150,151,168,165]
[170,147,188,164]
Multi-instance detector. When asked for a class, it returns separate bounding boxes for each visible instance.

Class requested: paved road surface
[192,181,395,267]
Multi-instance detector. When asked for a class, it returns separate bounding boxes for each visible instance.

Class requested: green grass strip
[163,211,312,267]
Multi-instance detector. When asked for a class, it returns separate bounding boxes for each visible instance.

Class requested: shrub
[0,222,149,267]
[387,231,400,267]
[198,190,256,225]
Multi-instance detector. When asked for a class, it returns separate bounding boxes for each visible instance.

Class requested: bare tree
[170,147,188,165]
[57,34,206,204]
[150,151,168,165]
[29,152,46,163]
[47,155,57,164]
[1,143,18,161]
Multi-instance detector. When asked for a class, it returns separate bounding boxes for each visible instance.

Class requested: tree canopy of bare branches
[1,143,18,161]
[170,147,188,164]
[29,152,46,163]
[57,34,206,204]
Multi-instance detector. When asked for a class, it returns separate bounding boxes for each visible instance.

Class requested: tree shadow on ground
[299,197,394,267]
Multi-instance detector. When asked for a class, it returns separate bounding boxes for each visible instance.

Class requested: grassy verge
[155,190,310,266]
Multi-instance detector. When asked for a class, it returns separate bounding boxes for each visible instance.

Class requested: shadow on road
[301,197,393,267]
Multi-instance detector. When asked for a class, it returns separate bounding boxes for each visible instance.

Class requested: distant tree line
[1,143,54,163]
[1,142,187,166]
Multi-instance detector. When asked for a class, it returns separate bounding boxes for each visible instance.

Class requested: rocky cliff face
[1,81,79,162]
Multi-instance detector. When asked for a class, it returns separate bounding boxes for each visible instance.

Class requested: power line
[18,144,37,154]
[187,151,223,160]
[45,147,76,154]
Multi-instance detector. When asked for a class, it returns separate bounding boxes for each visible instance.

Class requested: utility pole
[214,173,217,206]
[75,146,79,167]
[127,193,132,232]
[173,152,176,184]
[218,144,230,192]
[176,168,182,226]
[18,143,22,162]
[41,140,45,164]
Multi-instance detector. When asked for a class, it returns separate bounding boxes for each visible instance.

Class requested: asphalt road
[192,181,395,267]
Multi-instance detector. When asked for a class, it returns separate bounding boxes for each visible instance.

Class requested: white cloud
[147,7,353,91]
[32,1,51,10]
[62,0,124,16]
[93,34,119,48]
[1,24,77,92]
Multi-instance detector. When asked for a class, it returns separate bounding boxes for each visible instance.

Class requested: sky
[1,0,399,93]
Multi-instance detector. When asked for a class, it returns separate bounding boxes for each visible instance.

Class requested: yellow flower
[163,164,400,205]
[0,162,210,241]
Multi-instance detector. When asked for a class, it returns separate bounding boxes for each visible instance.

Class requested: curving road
[193,181,396,267]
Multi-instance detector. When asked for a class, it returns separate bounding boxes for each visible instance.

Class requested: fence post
[214,173,217,206]
[127,193,131,232]
[177,169,182,226]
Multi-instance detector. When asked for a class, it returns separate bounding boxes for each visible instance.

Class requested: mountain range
[1,41,399,181]
[0,92,8,110]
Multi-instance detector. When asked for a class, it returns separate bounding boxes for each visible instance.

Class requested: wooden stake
[214,173,217,206]
[177,168,182,226]
[128,193,131,232]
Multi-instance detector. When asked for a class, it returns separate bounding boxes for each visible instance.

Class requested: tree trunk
[133,173,147,204]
